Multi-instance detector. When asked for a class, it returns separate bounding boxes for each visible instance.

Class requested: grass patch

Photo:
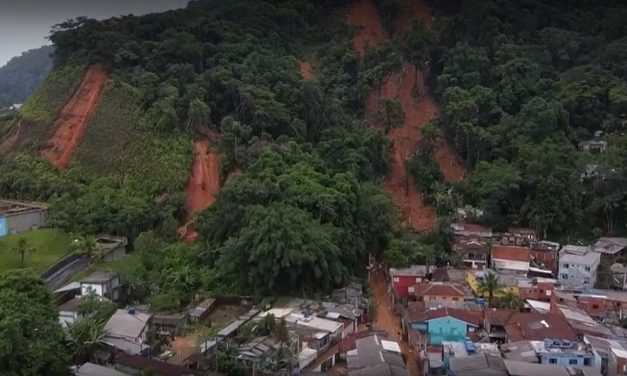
[74,79,192,194]
[19,65,84,124]
[0,229,72,274]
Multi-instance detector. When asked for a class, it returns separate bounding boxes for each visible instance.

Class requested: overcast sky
[0,0,189,66]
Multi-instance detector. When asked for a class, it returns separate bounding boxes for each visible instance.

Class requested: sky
[0,0,189,66]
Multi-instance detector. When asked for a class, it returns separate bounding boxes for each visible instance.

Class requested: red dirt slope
[369,63,437,232]
[346,0,388,57]
[299,60,314,79]
[177,134,221,242]
[41,65,108,170]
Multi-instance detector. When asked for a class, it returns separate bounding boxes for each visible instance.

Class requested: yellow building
[465,270,519,298]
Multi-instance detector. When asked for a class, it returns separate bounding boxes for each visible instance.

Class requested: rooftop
[593,237,627,255]
[432,266,466,283]
[81,271,118,284]
[389,265,433,277]
[560,246,600,265]
[104,309,151,339]
[347,334,406,376]
[405,307,482,326]
[115,354,193,376]
[491,246,530,263]
[76,363,127,376]
[413,282,468,298]
[504,312,579,342]
[503,360,570,376]
[0,199,48,217]
[449,353,507,376]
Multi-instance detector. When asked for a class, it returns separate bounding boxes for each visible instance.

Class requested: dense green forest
[0,45,53,108]
[429,0,627,238]
[0,0,626,312]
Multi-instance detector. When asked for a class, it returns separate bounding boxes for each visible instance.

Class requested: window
[562,263,569,269]
[584,278,590,284]
[540,289,544,294]
[585,267,591,271]
[393,277,399,282]
[452,298,459,301]
[569,359,577,365]
[561,274,569,280]
[416,278,421,283]
[549,358,557,364]
[584,358,591,366]
[592,304,599,309]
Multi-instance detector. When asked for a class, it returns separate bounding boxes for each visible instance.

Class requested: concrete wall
[539,352,595,368]
[559,260,600,289]
[2,210,48,236]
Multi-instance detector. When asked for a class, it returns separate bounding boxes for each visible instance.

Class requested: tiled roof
[504,312,578,342]
[404,301,426,323]
[491,246,530,262]
[484,309,518,326]
[413,282,467,298]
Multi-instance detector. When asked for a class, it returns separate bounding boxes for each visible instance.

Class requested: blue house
[403,306,481,346]
[501,339,601,370]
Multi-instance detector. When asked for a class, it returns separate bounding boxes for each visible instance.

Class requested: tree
[66,317,106,365]
[478,271,501,307]
[496,290,521,309]
[71,234,104,261]
[0,269,68,375]
[12,238,35,267]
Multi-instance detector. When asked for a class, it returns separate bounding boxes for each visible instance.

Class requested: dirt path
[346,0,388,57]
[370,264,420,376]
[41,65,108,170]
[299,60,315,79]
[177,135,221,242]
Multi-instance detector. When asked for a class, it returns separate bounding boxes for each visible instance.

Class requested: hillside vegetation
[0,0,625,306]
[0,45,54,108]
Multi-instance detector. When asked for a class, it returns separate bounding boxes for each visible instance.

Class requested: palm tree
[67,317,106,365]
[71,235,104,261]
[478,271,501,307]
[12,238,35,267]
[496,290,521,309]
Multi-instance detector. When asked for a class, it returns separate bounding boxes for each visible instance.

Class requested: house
[189,298,216,323]
[484,309,518,343]
[449,353,508,376]
[608,346,627,376]
[558,245,601,290]
[59,297,85,329]
[114,354,194,376]
[152,311,189,337]
[504,228,537,245]
[441,341,501,372]
[411,282,470,309]
[451,222,493,238]
[501,340,600,369]
[466,269,519,299]
[552,303,614,338]
[104,308,152,355]
[432,266,466,284]
[454,236,490,269]
[403,307,482,345]
[96,235,128,263]
[0,199,48,237]
[503,312,579,343]
[346,334,408,376]
[80,271,121,301]
[389,265,434,299]
[503,359,602,376]
[593,237,627,263]
[76,362,128,376]
[529,241,559,274]
[611,264,627,290]
[579,140,607,153]
[237,336,287,372]
[491,245,531,275]
[517,278,556,301]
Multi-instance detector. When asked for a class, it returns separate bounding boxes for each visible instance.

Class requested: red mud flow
[299,60,315,79]
[177,135,221,242]
[368,63,437,232]
[346,0,388,57]
[41,65,108,170]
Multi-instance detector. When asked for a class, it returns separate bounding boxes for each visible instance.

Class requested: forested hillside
[0,45,53,108]
[0,0,625,307]
[430,0,627,238]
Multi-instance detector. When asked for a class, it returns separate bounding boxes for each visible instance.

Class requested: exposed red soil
[369,63,437,232]
[433,139,466,183]
[370,263,420,376]
[0,121,21,157]
[41,65,108,170]
[400,0,434,32]
[346,0,389,57]
[177,134,221,242]
[299,60,315,79]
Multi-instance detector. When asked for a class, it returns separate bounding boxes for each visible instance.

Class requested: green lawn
[0,229,73,274]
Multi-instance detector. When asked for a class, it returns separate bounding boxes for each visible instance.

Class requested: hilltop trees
[0,270,68,375]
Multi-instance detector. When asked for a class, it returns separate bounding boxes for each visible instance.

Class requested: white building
[558,245,601,290]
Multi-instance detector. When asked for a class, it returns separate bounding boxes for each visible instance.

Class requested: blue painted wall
[428,317,472,345]
[0,217,6,237]
[539,352,599,368]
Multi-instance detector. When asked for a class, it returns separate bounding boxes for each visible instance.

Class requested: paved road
[43,255,90,290]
